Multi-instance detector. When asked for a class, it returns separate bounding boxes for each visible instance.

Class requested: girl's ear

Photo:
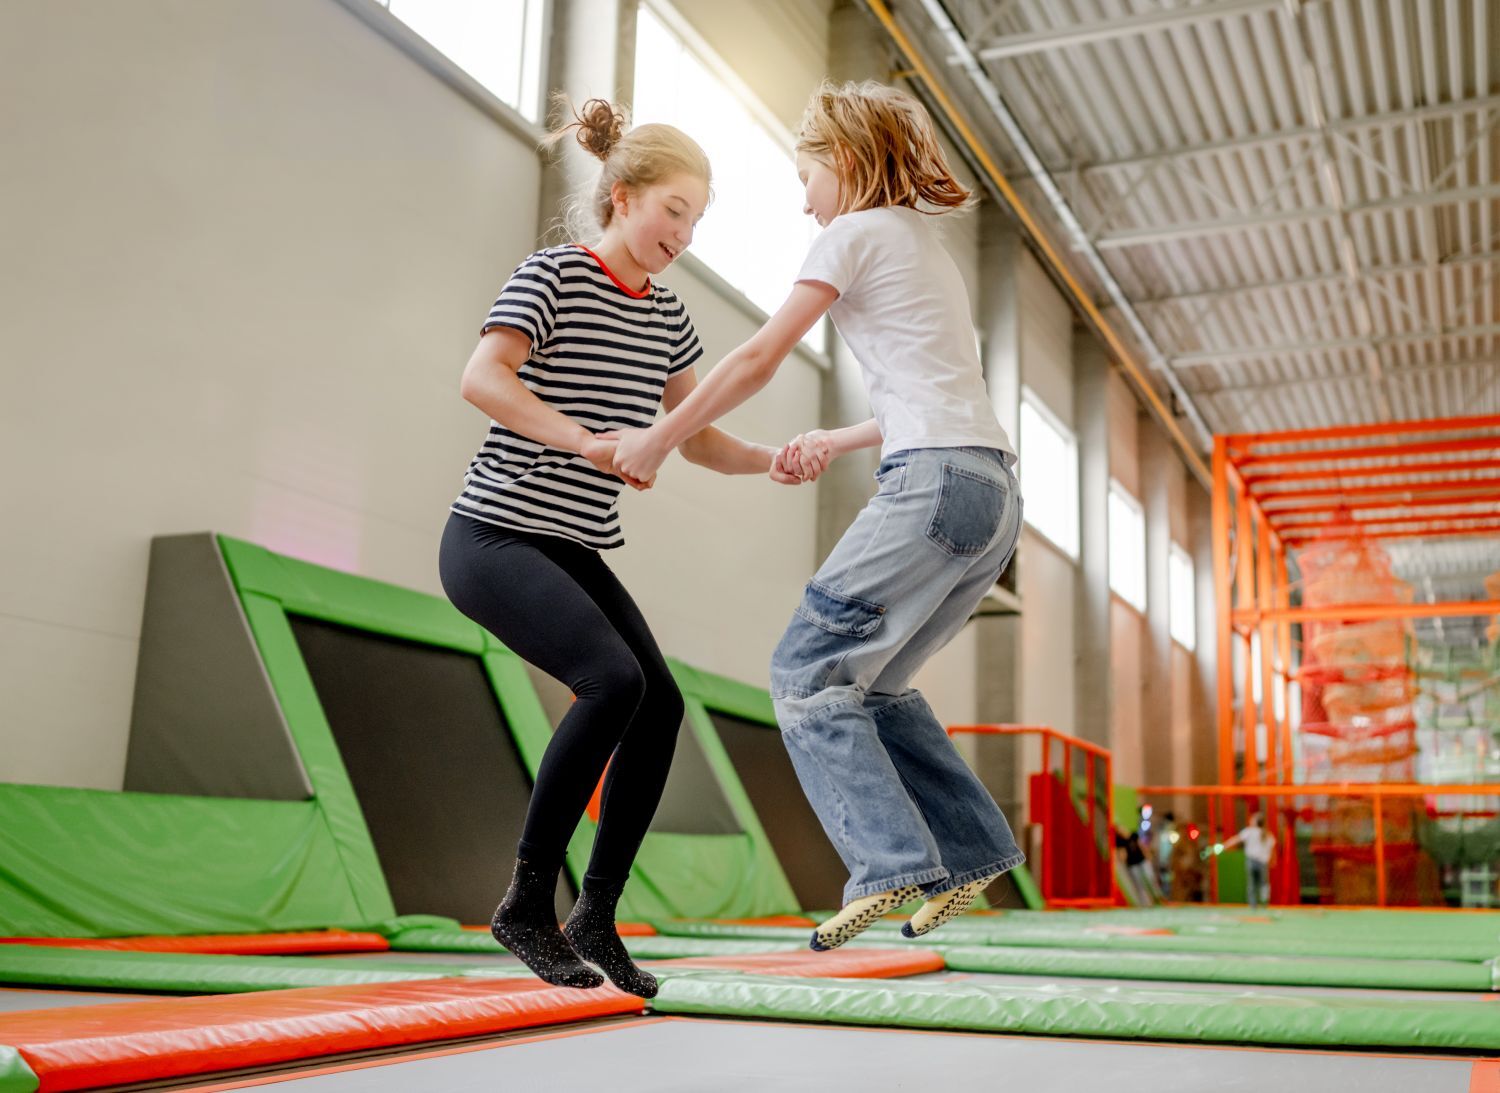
[610,179,632,217]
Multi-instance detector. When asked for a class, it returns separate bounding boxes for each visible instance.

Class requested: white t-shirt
[1238,826,1275,863]
[796,206,1016,460]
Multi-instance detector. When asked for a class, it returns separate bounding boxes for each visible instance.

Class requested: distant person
[1116,826,1158,906]
[1222,812,1276,909]
[1170,826,1205,902]
[1155,810,1177,893]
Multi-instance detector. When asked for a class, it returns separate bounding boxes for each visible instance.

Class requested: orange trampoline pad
[0,931,390,956]
[0,977,642,1091]
[658,947,945,979]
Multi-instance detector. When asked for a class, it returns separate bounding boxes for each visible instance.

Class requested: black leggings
[438,512,684,884]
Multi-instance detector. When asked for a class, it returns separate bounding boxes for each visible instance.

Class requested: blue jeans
[1247,859,1268,909]
[770,447,1026,903]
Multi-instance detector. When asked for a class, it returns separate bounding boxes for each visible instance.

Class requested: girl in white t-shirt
[611,81,1024,950]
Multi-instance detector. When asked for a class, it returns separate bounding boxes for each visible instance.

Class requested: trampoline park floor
[3,908,1499,1092]
[122,1016,1498,1093]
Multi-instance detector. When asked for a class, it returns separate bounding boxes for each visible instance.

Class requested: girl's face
[612,172,709,276]
[796,149,842,227]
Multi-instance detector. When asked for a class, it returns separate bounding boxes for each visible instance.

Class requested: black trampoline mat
[163,1015,1486,1092]
[287,617,566,922]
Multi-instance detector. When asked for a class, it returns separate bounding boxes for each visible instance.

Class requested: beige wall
[0,0,820,789]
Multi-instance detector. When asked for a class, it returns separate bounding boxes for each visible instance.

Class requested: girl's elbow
[742,346,781,386]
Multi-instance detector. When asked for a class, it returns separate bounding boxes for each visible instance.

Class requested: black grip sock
[490,858,604,990]
[564,876,658,999]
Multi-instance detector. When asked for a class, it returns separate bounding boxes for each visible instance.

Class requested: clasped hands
[580,428,833,489]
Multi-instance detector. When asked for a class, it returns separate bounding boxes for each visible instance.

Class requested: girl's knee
[579,654,647,709]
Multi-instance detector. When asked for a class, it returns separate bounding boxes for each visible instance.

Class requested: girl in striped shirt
[439,100,797,997]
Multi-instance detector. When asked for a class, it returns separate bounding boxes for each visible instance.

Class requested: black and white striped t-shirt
[452,244,703,549]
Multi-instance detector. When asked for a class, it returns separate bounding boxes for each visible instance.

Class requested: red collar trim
[573,243,653,298]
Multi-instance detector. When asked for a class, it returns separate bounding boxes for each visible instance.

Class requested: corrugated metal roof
[893,0,1498,435]
[887,0,1498,579]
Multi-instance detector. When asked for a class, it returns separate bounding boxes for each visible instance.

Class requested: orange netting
[1295,512,1438,903]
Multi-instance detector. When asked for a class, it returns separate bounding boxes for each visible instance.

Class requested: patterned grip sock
[490,858,604,990]
[564,877,658,999]
[900,874,999,938]
[810,885,924,951]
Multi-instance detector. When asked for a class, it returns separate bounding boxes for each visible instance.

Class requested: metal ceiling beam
[1092,184,1500,249]
[955,0,1279,61]
[1194,356,1500,395]
[1129,250,1499,308]
[1174,325,1500,367]
[1057,95,1500,178]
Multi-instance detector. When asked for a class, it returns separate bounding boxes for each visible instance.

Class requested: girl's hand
[611,426,671,484]
[789,431,833,482]
[582,433,653,490]
[769,445,805,485]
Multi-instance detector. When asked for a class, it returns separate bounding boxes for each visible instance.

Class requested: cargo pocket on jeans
[769,580,886,699]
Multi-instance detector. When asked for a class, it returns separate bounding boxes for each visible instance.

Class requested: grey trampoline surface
[0,987,155,1012]
[913,969,1495,1001]
[166,1015,1490,1093]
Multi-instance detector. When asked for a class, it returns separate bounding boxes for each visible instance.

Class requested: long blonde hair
[544,96,712,238]
[795,80,971,216]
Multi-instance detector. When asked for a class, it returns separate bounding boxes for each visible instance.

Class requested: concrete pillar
[973,205,1023,727]
[1140,414,1175,785]
[1073,330,1112,750]
[536,0,640,242]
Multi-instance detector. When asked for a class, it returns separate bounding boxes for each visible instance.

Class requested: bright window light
[382,0,546,121]
[1018,391,1079,558]
[1108,481,1146,613]
[631,3,822,344]
[1168,542,1196,650]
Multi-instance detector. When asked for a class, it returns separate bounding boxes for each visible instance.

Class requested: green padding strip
[941,946,1497,992]
[650,973,1500,1050]
[654,918,1500,961]
[387,926,801,961]
[0,1048,38,1093]
[218,537,485,653]
[0,785,366,937]
[0,945,526,994]
[386,929,505,954]
[625,937,807,959]
[1009,864,1044,910]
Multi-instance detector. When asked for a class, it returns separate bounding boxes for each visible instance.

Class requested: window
[1168,542,1196,650]
[631,3,821,341]
[1018,390,1079,558]
[379,0,547,121]
[1108,481,1146,613]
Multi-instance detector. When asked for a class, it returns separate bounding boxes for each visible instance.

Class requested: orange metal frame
[948,724,1120,908]
[1136,783,1500,907]
[1209,414,1500,906]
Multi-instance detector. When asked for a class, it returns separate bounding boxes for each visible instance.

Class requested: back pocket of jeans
[926,464,1004,556]
[770,580,885,698]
